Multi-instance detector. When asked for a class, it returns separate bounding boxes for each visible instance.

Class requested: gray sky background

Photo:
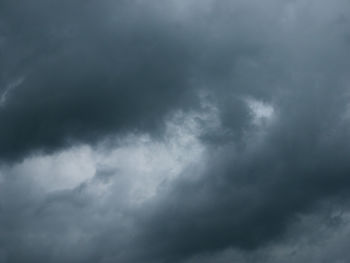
[1,0,350,262]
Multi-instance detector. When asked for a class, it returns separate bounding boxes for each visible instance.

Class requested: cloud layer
[1,0,350,262]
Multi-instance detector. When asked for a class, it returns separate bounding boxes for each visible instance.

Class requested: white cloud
[0,108,213,205]
[246,98,275,126]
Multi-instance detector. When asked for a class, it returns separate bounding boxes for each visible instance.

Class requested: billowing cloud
[1,0,350,262]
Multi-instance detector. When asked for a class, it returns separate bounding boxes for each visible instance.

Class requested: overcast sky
[1,0,350,262]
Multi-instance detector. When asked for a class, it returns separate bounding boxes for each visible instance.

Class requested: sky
[1,0,350,262]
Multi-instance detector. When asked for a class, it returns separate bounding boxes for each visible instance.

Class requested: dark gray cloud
[1,0,350,262]
[0,0,202,161]
[131,4,350,258]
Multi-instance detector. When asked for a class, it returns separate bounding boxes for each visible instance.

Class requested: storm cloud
[1,0,350,262]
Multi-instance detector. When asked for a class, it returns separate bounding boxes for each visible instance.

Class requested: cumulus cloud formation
[1,0,350,262]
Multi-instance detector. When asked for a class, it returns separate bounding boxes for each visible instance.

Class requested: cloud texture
[1,0,350,262]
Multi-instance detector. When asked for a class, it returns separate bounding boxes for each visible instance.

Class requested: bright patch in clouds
[246,98,275,126]
[1,110,211,204]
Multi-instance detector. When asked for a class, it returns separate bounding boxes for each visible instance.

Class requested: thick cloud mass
[0,0,201,161]
[1,0,350,262]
